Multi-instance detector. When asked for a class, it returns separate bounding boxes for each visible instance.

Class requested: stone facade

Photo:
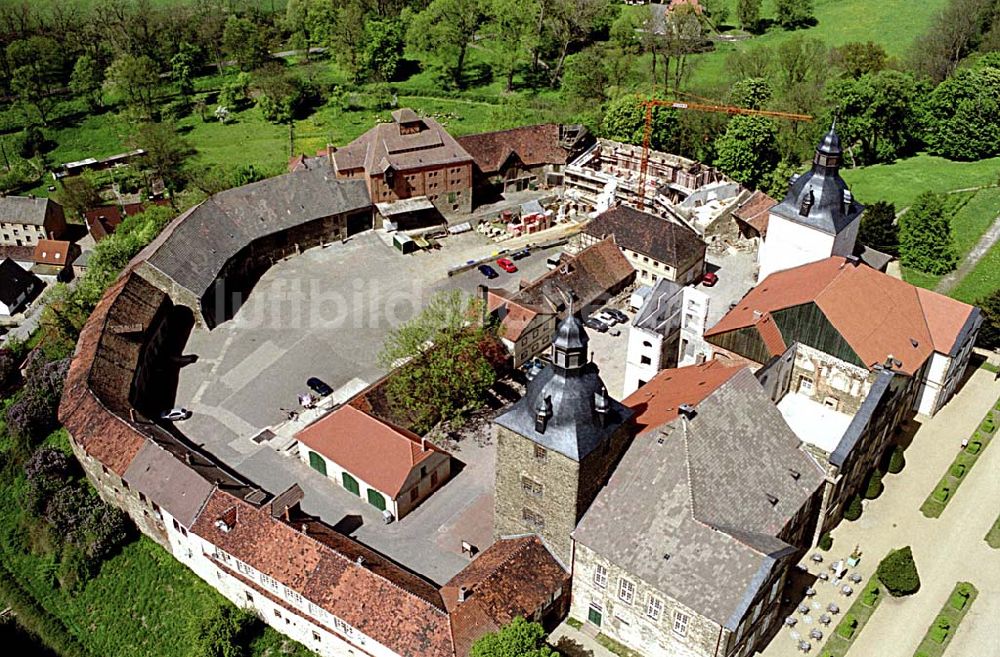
[790,343,873,415]
[493,420,632,566]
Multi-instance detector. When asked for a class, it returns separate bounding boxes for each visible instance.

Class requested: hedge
[876,546,920,597]
[844,494,863,521]
[887,445,906,474]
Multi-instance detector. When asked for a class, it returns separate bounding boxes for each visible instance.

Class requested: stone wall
[791,344,873,415]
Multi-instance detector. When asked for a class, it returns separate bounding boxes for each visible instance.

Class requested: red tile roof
[442,536,569,656]
[32,239,73,266]
[705,257,976,375]
[296,405,446,497]
[84,205,123,241]
[192,489,457,657]
[333,110,473,175]
[732,190,777,237]
[457,124,568,174]
[488,291,549,342]
[624,361,744,433]
[513,238,635,313]
[755,312,787,357]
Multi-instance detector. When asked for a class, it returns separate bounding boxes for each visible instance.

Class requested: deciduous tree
[222,15,269,72]
[105,54,159,119]
[360,18,405,82]
[407,0,485,87]
[471,617,557,657]
[827,70,919,165]
[562,45,609,102]
[131,121,194,192]
[830,41,888,79]
[6,36,62,125]
[774,0,814,30]
[736,0,761,32]
[975,289,1000,350]
[69,54,104,111]
[54,174,103,220]
[898,192,958,274]
[601,93,679,153]
[713,115,780,189]
[487,0,539,91]
[920,64,1000,161]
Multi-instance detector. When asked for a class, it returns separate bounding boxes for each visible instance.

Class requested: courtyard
[169,228,561,583]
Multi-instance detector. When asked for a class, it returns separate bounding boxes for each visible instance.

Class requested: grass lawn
[952,238,1000,303]
[920,401,998,518]
[816,576,885,657]
[840,155,1000,209]
[986,512,1000,549]
[912,582,978,657]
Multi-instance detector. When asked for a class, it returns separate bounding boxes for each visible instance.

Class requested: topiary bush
[844,494,863,521]
[967,441,982,454]
[818,532,833,551]
[951,463,966,478]
[862,584,880,607]
[933,485,950,502]
[950,588,970,611]
[837,616,858,640]
[981,417,995,433]
[877,546,921,597]
[930,616,951,644]
[865,468,885,499]
[887,445,905,474]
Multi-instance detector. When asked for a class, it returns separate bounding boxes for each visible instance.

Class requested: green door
[308,451,327,476]
[588,606,602,627]
[367,489,386,511]
[342,472,360,496]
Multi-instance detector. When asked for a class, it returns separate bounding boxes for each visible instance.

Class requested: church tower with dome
[492,313,634,565]
[757,125,865,282]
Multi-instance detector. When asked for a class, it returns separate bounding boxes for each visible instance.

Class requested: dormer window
[799,189,814,216]
[534,395,553,434]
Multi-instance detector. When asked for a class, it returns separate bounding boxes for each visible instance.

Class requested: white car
[596,311,618,325]
[160,407,192,421]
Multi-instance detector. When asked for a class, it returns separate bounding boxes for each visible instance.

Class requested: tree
[843,494,863,521]
[910,0,997,83]
[827,70,919,165]
[976,288,1000,350]
[562,46,609,103]
[407,0,485,87]
[131,122,194,193]
[470,617,557,657]
[222,15,269,72]
[188,605,258,657]
[486,0,538,91]
[921,65,1000,161]
[360,18,406,82]
[713,115,780,189]
[857,201,899,256]
[898,192,958,274]
[601,94,679,153]
[830,42,888,79]
[774,0,814,30]
[736,0,762,32]
[541,0,613,87]
[760,159,800,199]
[170,42,199,103]
[887,445,906,474]
[330,0,367,82]
[864,468,884,499]
[6,36,63,125]
[729,77,772,109]
[253,65,308,124]
[219,72,252,111]
[285,0,336,59]
[5,358,68,456]
[105,54,160,119]
[54,174,103,220]
[70,54,104,111]
[876,546,920,597]
[378,291,502,433]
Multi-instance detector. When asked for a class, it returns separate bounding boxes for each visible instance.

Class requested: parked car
[701,271,719,287]
[160,407,192,421]
[607,308,628,323]
[584,317,609,332]
[307,377,334,397]
[511,249,531,260]
[478,264,499,279]
[496,257,518,273]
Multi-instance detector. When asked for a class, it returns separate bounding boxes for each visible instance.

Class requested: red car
[496,257,518,273]
[701,271,718,287]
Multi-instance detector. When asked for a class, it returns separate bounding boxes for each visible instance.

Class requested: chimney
[766,493,779,506]
[678,403,696,419]
[457,586,470,603]
[752,310,763,320]
[356,556,365,567]
[478,284,490,327]
[594,386,610,427]
[421,436,427,451]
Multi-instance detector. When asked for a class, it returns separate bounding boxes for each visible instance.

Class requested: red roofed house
[486,289,556,368]
[704,256,981,537]
[84,205,124,242]
[457,124,570,196]
[296,404,452,520]
[32,239,80,282]
[732,189,778,239]
[333,108,475,215]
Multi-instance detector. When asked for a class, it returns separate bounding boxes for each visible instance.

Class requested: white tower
[757,126,864,282]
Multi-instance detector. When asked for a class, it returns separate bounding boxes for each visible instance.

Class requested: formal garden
[911,582,978,657]
[920,396,999,518]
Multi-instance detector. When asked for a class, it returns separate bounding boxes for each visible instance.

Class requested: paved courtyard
[168,229,561,583]
[759,365,1000,657]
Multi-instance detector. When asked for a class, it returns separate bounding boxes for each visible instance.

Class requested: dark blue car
[478,264,499,279]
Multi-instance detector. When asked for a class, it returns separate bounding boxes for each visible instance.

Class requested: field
[840,155,1000,209]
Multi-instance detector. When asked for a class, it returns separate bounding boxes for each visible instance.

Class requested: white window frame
[618,577,635,605]
[593,564,608,589]
[645,595,662,621]
[673,610,690,636]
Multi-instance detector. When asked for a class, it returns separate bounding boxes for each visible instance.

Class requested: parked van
[546,253,563,270]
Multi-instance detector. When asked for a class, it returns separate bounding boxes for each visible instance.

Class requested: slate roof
[512,238,635,314]
[141,168,370,298]
[442,536,569,656]
[624,360,742,433]
[732,190,777,237]
[73,250,93,269]
[771,127,864,235]
[0,245,34,262]
[457,124,568,174]
[705,257,977,375]
[124,442,215,527]
[583,206,706,268]
[0,195,57,226]
[296,405,447,497]
[574,369,824,629]
[0,258,40,307]
[332,110,473,176]
[494,315,633,462]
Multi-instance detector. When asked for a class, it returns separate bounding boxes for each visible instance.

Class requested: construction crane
[636,97,813,205]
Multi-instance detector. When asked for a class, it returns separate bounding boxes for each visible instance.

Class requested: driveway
[759,366,1000,657]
